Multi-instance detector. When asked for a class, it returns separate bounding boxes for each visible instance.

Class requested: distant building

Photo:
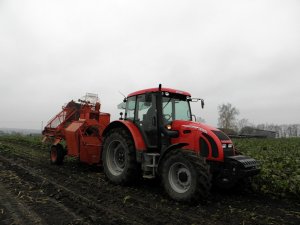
[218,128,237,136]
[240,126,277,138]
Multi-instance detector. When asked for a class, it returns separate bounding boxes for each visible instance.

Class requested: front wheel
[161,150,211,202]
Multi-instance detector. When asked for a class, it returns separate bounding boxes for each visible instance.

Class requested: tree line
[216,103,300,138]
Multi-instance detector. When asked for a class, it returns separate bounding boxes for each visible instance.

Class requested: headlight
[228,144,233,148]
[222,144,227,149]
[166,124,172,130]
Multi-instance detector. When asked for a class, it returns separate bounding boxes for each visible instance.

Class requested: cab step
[142,153,160,179]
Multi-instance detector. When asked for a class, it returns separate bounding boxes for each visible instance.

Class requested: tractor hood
[171,120,231,142]
[170,120,234,161]
[176,121,216,134]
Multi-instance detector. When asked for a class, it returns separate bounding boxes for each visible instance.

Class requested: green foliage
[1,135,299,199]
[233,138,300,198]
[0,134,50,159]
[0,134,48,150]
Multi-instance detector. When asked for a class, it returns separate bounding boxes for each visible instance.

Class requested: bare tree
[237,118,251,132]
[291,124,298,137]
[217,103,239,130]
[256,124,265,130]
[274,125,282,138]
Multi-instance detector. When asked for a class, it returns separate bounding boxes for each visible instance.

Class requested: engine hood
[170,120,233,162]
[172,120,217,133]
[171,120,232,143]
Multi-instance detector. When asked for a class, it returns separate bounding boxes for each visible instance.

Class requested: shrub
[233,138,300,198]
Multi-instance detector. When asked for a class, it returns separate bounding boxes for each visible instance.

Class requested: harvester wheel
[102,128,139,184]
[50,144,64,165]
[161,149,211,202]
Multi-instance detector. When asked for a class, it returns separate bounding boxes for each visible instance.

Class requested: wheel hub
[168,162,192,193]
[106,140,126,176]
[114,148,125,168]
[178,170,188,183]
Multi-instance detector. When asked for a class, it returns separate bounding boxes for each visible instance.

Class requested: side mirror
[117,102,126,109]
[119,112,124,120]
[187,97,205,108]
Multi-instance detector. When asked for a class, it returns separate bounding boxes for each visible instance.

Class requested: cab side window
[136,94,157,148]
[162,97,173,123]
[125,96,136,121]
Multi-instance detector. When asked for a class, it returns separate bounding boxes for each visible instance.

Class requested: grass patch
[0,134,50,159]
[233,138,300,198]
[1,134,299,199]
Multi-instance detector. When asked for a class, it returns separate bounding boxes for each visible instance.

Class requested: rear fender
[102,120,146,152]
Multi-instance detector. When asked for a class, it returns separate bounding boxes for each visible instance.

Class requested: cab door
[135,93,158,149]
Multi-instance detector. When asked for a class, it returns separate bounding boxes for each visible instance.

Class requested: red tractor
[43,86,260,202]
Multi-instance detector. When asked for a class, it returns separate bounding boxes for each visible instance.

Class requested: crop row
[233,138,300,199]
[1,134,299,199]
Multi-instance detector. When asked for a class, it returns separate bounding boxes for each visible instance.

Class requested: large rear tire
[102,128,139,184]
[161,149,211,202]
[50,144,65,165]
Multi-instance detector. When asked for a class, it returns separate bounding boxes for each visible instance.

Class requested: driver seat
[142,106,157,148]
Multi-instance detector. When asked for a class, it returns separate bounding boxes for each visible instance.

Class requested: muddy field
[0,139,299,225]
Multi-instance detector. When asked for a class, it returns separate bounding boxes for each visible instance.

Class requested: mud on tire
[102,128,139,184]
[161,149,211,202]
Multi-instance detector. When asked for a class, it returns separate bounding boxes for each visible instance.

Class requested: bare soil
[0,140,299,225]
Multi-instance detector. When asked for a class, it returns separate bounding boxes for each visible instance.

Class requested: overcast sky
[0,0,299,130]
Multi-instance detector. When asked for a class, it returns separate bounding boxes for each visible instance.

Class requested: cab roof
[127,87,191,97]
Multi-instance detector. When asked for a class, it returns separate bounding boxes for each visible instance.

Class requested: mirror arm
[192,115,196,122]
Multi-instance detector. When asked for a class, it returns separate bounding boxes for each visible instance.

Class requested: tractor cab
[123,86,194,152]
[120,85,235,162]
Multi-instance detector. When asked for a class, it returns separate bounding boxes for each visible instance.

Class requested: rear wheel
[161,149,211,202]
[50,144,65,165]
[102,128,139,184]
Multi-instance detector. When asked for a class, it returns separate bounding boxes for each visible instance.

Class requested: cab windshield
[162,93,192,122]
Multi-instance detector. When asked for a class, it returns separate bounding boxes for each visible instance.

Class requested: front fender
[157,143,188,173]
